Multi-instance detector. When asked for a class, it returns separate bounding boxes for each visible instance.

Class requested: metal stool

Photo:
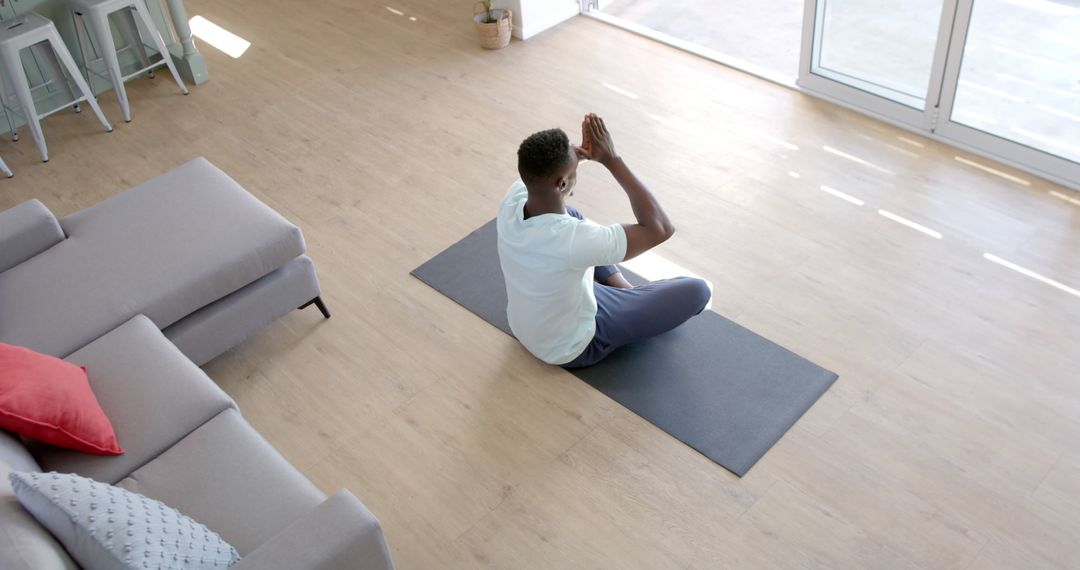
[71,0,188,123]
[0,13,112,163]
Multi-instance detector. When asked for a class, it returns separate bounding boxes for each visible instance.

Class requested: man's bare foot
[602,272,634,289]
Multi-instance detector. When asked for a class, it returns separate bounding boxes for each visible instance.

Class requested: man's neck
[523,194,565,220]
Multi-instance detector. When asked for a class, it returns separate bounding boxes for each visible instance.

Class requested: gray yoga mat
[412,220,838,476]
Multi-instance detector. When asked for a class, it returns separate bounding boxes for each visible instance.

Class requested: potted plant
[473,1,512,50]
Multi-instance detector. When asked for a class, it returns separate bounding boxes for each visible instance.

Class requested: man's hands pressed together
[581,113,618,166]
[574,113,675,262]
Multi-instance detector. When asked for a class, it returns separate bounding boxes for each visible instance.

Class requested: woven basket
[473,4,512,50]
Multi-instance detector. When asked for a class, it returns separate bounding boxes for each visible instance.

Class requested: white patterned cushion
[8,471,240,570]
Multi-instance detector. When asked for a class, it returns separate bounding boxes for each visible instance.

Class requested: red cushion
[0,343,123,455]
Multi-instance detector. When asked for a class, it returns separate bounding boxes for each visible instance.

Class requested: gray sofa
[0,156,326,366]
[0,159,394,569]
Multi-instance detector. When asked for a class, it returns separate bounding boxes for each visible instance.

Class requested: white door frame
[797,0,1080,190]
[932,0,1080,187]
[795,0,956,128]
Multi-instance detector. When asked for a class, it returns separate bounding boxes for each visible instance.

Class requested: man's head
[517,128,579,199]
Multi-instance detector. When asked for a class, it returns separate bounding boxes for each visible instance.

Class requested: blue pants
[562,207,711,369]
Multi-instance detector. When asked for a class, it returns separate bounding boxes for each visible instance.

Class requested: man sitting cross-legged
[496,113,711,368]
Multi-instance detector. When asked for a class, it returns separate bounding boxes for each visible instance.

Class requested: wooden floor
[3,1,1079,567]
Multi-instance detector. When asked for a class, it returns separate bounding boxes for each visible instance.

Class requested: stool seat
[0,13,55,44]
[0,12,112,162]
[71,0,137,8]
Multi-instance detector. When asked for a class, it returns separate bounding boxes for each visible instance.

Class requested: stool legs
[132,0,187,96]
[115,9,152,78]
[32,42,79,112]
[77,1,189,122]
[0,48,49,161]
[4,33,114,163]
[83,9,130,122]
[71,9,94,88]
[0,68,19,141]
[0,13,112,164]
[46,34,112,134]
[0,155,12,178]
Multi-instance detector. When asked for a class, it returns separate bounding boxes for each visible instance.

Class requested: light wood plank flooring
[2,1,1078,567]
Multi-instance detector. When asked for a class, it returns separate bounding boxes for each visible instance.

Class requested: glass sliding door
[935,0,1080,184]
[812,0,943,107]
[585,0,1079,188]
[582,0,806,83]
[798,0,953,126]
[798,0,1080,188]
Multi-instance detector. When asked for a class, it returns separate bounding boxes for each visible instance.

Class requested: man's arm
[584,114,674,261]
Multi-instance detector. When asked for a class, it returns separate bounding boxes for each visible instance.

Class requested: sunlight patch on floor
[1049,190,1080,207]
[189,16,250,58]
[766,137,799,151]
[885,143,920,158]
[984,253,1080,298]
[819,185,865,206]
[953,156,1031,186]
[602,82,640,100]
[878,210,943,239]
[822,145,894,175]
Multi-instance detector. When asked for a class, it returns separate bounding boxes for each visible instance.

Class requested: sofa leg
[299,296,331,319]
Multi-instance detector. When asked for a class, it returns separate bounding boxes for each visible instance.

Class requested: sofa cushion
[9,470,240,569]
[0,430,40,473]
[118,409,325,556]
[0,156,307,358]
[0,343,123,456]
[27,316,236,484]
[0,462,78,570]
[0,199,65,275]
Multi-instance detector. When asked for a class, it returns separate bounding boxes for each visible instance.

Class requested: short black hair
[517,128,571,182]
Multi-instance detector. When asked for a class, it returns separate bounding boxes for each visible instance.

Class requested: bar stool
[71,0,188,123]
[0,13,112,163]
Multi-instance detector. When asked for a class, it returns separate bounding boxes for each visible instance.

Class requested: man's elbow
[649,224,674,246]
[661,222,676,241]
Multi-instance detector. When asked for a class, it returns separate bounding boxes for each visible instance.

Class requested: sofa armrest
[0,200,64,273]
[231,490,394,570]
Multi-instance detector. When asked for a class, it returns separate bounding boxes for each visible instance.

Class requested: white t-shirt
[496,181,628,364]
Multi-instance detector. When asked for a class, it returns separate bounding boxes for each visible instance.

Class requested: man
[497,113,711,368]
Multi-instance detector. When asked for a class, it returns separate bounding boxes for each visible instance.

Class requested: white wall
[496,0,580,40]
